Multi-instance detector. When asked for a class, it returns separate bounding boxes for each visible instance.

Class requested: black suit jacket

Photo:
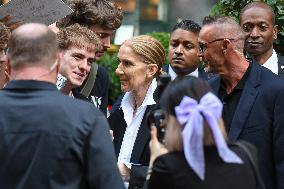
[108,105,154,189]
[108,106,153,166]
[0,80,124,189]
[209,61,284,189]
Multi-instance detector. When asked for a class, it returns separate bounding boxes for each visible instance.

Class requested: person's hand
[0,15,22,31]
[118,163,130,181]
[149,126,168,167]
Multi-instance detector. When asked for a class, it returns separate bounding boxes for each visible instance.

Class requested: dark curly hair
[172,19,201,35]
[57,0,123,30]
[0,23,10,51]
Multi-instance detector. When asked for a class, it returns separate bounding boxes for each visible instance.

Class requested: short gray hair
[202,16,245,52]
[8,23,58,68]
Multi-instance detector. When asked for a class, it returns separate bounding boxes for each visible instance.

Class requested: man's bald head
[8,23,58,68]
[240,2,278,64]
[241,2,275,25]
[202,16,245,52]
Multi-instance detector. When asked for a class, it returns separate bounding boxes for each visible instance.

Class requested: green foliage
[97,52,121,104]
[99,31,170,104]
[210,0,284,55]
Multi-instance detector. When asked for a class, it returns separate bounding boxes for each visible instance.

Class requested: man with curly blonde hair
[0,22,10,88]
[57,0,123,115]
[56,24,102,97]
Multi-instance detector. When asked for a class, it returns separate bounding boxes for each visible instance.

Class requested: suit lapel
[209,77,221,95]
[228,62,261,140]
[277,55,284,79]
[130,106,152,163]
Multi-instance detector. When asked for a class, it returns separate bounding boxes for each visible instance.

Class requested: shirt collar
[121,79,157,109]
[121,79,157,125]
[262,49,278,75]
[220,62,252,93]
[4,80,57,91]
[168,65,199,80]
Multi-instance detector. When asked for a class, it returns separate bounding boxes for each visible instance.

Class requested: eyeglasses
[199,38,235,53]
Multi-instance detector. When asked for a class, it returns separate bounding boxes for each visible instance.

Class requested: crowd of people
[0,0,283,189]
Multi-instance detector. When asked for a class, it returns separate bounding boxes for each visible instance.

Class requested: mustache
[172,56,184,61]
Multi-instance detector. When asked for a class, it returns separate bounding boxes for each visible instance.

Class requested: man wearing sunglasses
[199,15,284,189]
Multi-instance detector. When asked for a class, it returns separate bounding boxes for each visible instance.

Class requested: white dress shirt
[262,49,278,75]
[118,79,157,168]
[168,65,199,80]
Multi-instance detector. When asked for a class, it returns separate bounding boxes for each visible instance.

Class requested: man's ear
[273,25,279,40]
[146,64,158,78]
[222,39,231,50]
[220,39,231,55]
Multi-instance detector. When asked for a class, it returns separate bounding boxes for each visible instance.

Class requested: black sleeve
[273,87,284,189]
[86,109,124,189]
[129,165,148,189]
[147,155,174,189]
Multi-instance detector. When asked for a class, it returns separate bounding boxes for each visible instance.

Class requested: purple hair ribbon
[175,92,243,180]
